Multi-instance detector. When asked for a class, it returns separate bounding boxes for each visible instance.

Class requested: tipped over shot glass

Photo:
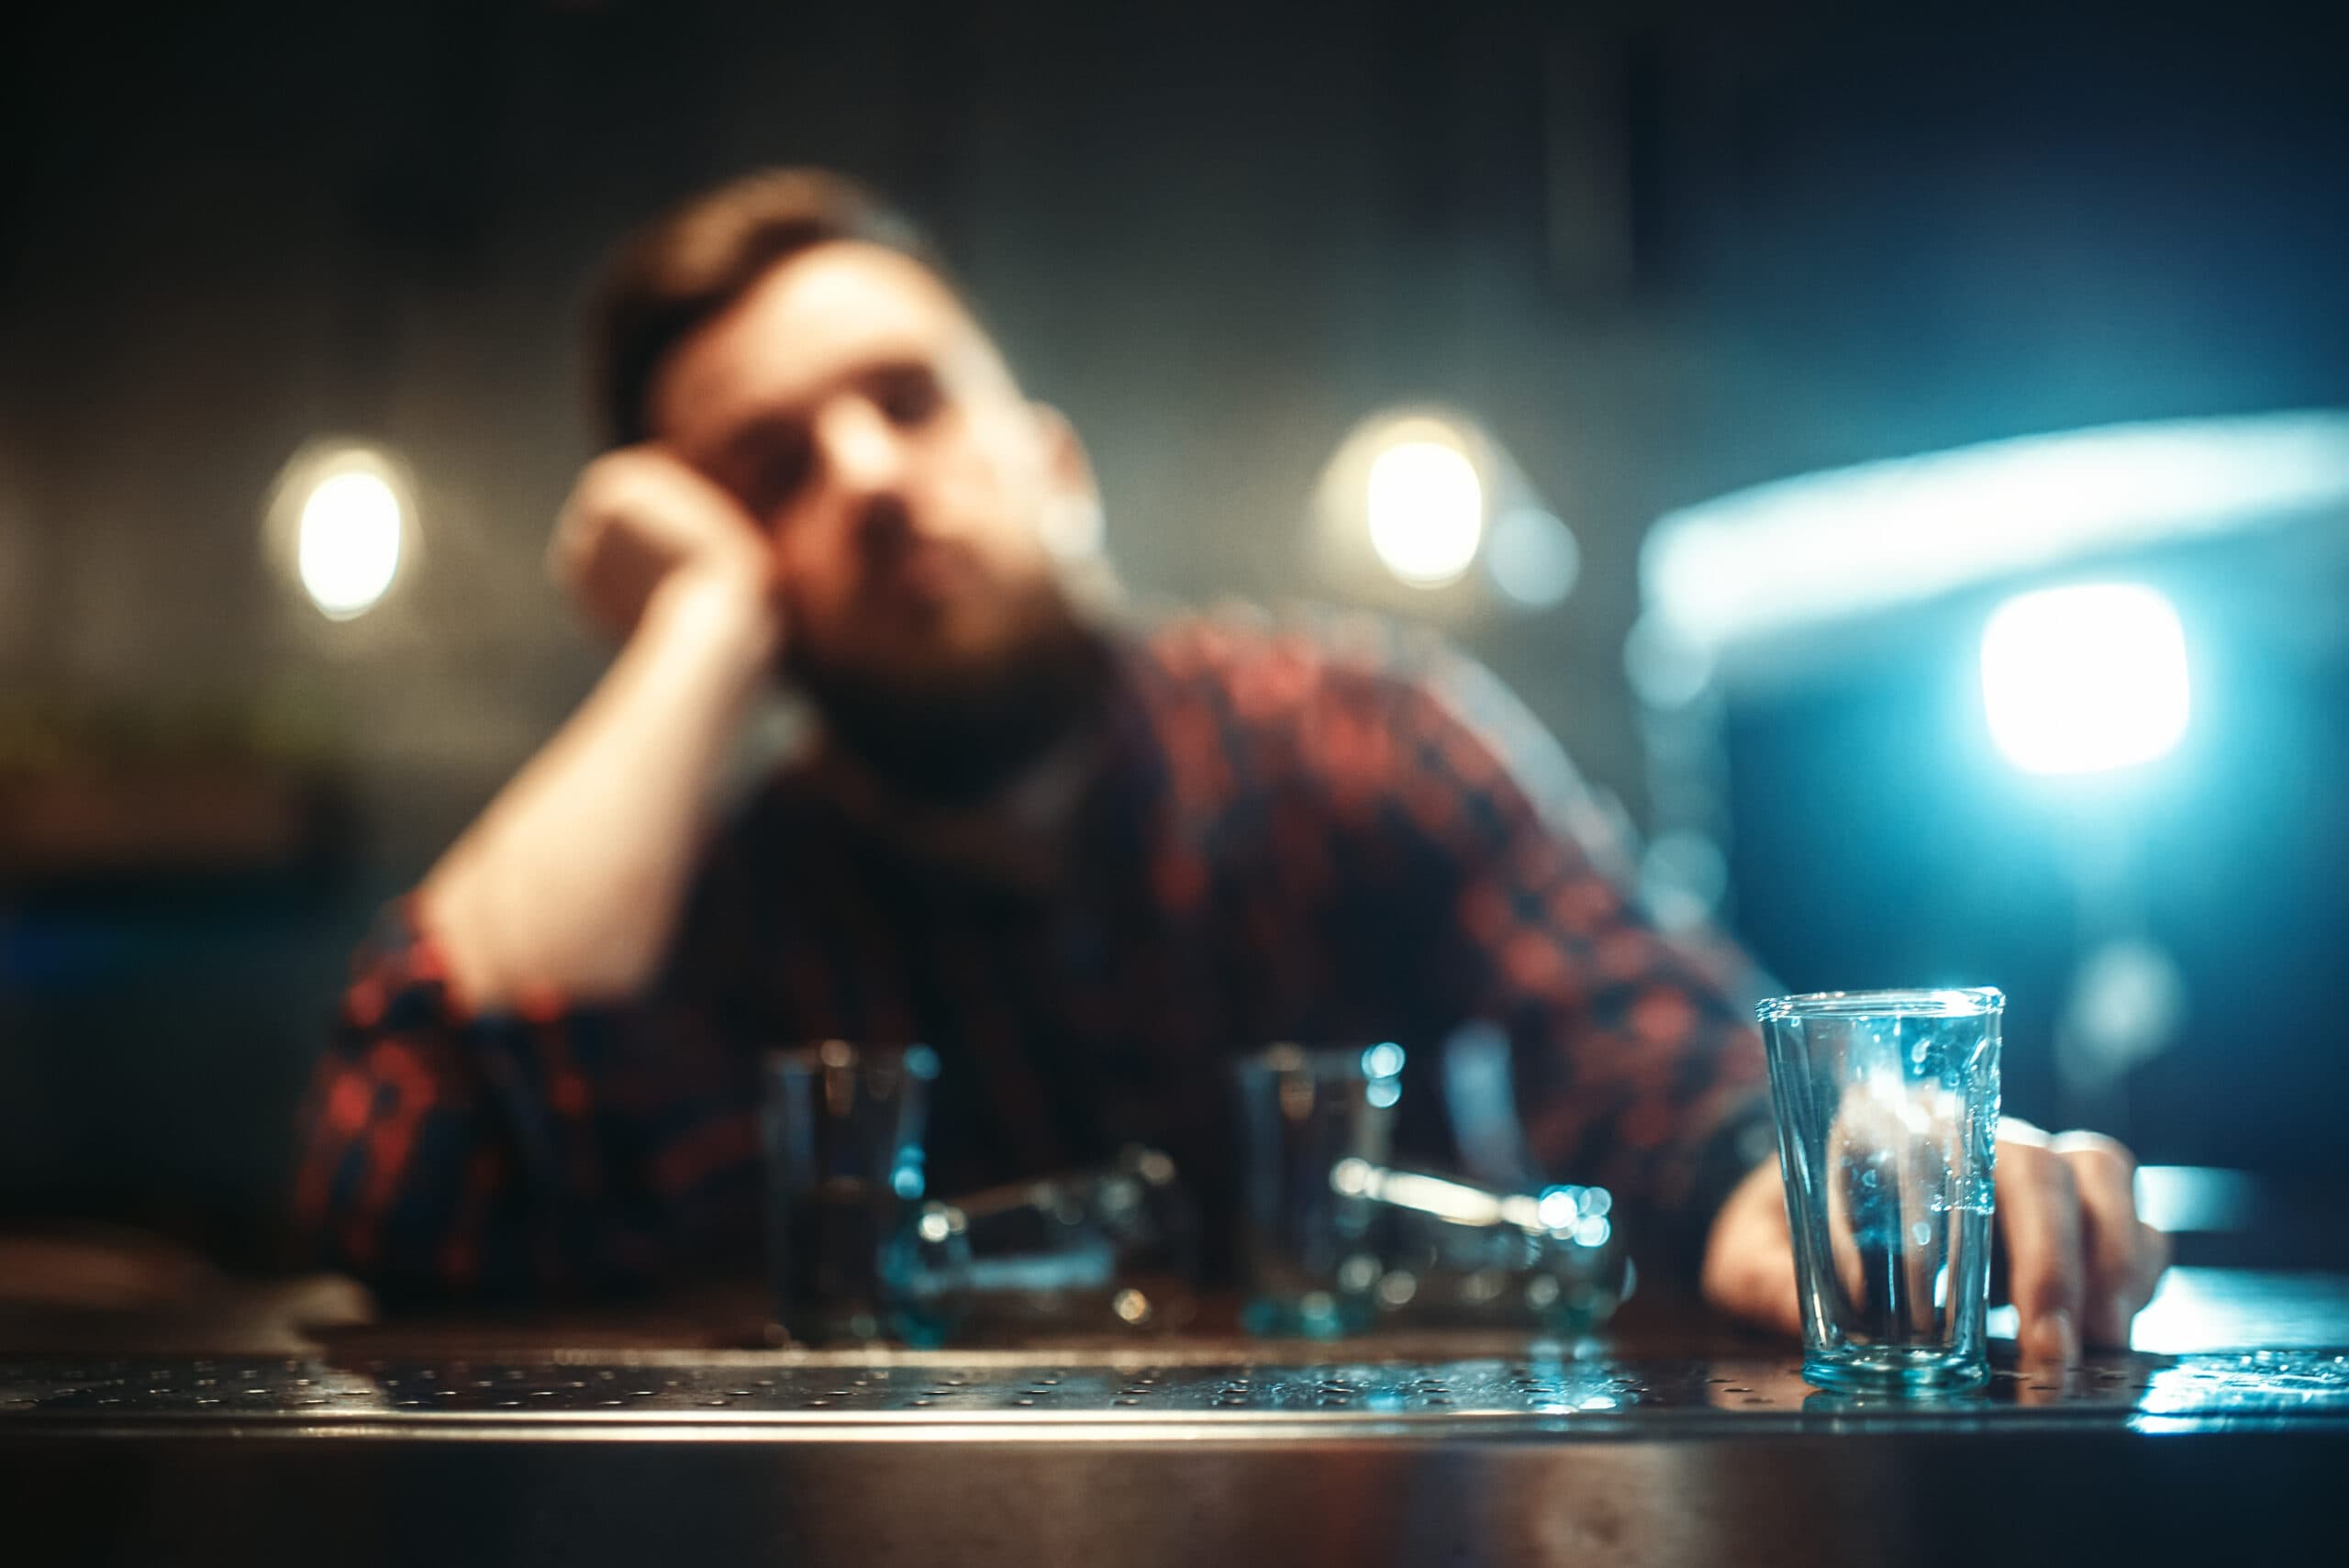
[1757,988,2003,1395]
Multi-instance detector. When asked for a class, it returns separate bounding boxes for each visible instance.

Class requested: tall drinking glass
[761,1040,946,1346]
[1757,989,2003,1394]
[1232,1041,1403,1338]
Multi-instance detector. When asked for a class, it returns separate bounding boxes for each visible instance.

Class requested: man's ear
[1029,403,1096,499]
[1029,403,1103,559]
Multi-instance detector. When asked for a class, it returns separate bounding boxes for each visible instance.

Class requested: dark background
[3,0,2344,1271]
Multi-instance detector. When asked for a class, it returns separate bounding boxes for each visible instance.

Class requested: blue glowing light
[1642,410,2349,651]
[1981,583,2189,774]
[1535,1187,1582,1230]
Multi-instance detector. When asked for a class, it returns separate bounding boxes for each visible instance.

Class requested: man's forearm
[418,571,779,1008]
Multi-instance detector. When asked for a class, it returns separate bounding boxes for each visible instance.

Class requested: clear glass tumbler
[761,1040,948,1346]
[1757,988,2003,1394]
[1232,1042,1404,1338]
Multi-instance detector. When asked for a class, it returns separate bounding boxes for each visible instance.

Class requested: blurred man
[299,170,2165,1356]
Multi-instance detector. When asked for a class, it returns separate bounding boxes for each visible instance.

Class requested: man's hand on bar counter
[1699,1118,2172,1361]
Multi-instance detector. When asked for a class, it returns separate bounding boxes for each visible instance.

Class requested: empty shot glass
[760,1040,949,1346]
[1757,988,2004,1394]
[1232,1041,1404,1338]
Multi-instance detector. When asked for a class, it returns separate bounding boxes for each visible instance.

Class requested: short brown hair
[588,169,941,447]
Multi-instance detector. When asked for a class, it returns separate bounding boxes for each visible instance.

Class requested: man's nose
[813,398,909,504]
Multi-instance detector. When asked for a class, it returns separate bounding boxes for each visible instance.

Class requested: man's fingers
[1719,1235,1806,1337]
[2059,1139,2142,1348]
[1700,1162,1806,1338]
[2054,1132,2167,1348]
[1996,1138,2086,1363]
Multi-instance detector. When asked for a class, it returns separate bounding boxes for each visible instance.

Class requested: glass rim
[1233,1040,1408,1076]
[1754,987,2005,1023]
[767,1040,940,1078]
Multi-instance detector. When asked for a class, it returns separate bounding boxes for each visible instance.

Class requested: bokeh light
[1484,505,1579,609]
[1365,438,1484,587]
[298,470,404,619]
[1643,411,2349,652]
[1981,583,2189,774]
[273,446,412,621]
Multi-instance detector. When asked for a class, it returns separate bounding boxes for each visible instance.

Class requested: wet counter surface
[9,1262,2347,1435]
[5,1341,2349,1436]
[5,1267,2347,1566]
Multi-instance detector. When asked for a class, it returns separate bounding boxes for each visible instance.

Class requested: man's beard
[784,600,1113,810]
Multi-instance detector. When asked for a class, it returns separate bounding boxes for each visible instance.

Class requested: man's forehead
[651,241,1000,439]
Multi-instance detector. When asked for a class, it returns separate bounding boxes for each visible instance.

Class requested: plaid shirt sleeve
[1364,651,1777,1273]
[295,820,774,1305]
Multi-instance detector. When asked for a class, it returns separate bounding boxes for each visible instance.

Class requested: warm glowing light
[1981,584,2189,774]
[295,464,405,619]
[1366,439,1484,586]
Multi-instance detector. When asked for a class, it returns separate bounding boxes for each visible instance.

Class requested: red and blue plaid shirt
[298,613,1773,1302]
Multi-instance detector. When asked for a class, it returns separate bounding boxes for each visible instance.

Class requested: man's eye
[873,367,942,428]
[744,439,813,515]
